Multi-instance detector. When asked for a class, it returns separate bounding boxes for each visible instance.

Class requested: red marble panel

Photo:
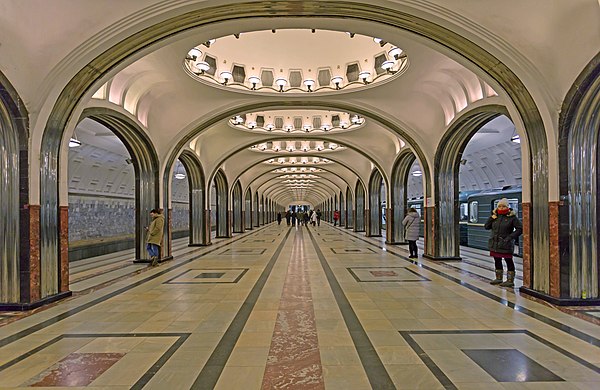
[58,206,69,293]
[549,201,560,297]
[262,241,324,389]
[28,205,41,302]
[385,207,394,243]
[30,352,124,387]
[522,202,531,288]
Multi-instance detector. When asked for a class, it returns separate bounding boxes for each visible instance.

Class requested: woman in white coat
[402,207,421,258]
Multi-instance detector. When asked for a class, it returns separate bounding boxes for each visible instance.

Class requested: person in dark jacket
[484,198,522,287]
[402,207,421,258]
[277,211,282,225]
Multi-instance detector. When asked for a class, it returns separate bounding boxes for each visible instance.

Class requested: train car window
[493,198,519,214]
[459,203,468,221]
[469,201,478,223]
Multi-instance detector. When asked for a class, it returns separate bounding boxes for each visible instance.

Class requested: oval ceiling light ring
[183,29,408,95]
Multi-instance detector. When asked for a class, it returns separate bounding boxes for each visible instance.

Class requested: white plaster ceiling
[1,1,597,207]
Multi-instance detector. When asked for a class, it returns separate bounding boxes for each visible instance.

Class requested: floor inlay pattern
[262,230,324,388]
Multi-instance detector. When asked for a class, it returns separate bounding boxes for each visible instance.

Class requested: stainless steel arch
[0,71,27,304]
[368,169,384,237]
[232,181,243,233]
[560,53,600,299]
[178,150,207,246]
[39,0,548,297]
[213,170,229,237]
[390,149,416,244]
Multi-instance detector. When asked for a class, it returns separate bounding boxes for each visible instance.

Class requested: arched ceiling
[1,1,597,207]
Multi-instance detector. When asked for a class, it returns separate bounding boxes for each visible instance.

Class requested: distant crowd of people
[277,208,325,227]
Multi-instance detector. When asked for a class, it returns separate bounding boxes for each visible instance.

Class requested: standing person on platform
[316,209,322,226]
[303,211,310,226]
[297,210,305,226]
[291,210,297,226]
[402,207,420,258]
[277,211,282,225]
[285,210,291,226]
[145,208,164,266]
[333,210,340,226]
[485,198,522,287]
[310,210,318,226]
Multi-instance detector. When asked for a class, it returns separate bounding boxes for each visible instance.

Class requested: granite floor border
[347,266,431,283]
[0,224,273,349]
[400,329,600,389]
[306,227,396,389]
[334,227,600,348]
[163,268,250,284]
[0,332,190,389]
[190,227,293,389]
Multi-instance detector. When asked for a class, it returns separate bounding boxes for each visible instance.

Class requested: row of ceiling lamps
[186,49,405,92]
[232,114,364,131]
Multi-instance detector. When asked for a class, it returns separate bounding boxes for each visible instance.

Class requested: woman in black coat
[484,198,522,287]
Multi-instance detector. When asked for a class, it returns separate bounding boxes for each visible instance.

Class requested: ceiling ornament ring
[183,29,408,95]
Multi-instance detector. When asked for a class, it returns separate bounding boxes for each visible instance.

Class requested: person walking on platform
[402,207,420,258]
[333,210,340,226]
[316,209,322,226]
[285,210,291,226]
[277,211,282,225]
[291,211,297,226]
[310,210,318,226]
[485,198,523,287]
[145,208,164,266]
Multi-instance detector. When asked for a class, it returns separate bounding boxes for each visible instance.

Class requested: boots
[150,256,159,267]
[499,271,515,287]
[490,270,503,285]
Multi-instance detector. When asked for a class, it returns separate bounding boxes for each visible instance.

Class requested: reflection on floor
[0,223,598,389]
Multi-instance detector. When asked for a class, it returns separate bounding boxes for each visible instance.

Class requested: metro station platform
[0,223,598,389]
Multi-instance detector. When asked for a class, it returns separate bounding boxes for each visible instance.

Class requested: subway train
[406,185,523,257]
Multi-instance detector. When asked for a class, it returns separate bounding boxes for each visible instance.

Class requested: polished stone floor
[0,223,599,389]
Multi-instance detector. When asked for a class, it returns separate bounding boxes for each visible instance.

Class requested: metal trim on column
[178,150,208,246]
[433,106,507,261]
[368,169,383,237]
[559,53,600,300]
[389,150,416,244]
[0,71,27,305]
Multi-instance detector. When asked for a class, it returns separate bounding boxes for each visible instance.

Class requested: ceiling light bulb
[321,124,331,131]
[69,138,81,148]
[359,71,371,82]
[220,71,233,83]
[340,121,349,129]
[248,75,260,86]
[174,173,186,180]
[511,135,521,143]
[381,60,395,71]
[208,39,216,45]
[303,124,312,132]
[195,61,210,72]
[188,48,202,60]
[266,123,274,131]
[389,47,403,59]
[247,121,257,129]
[304,79,315,91]
[331,76,343,86]
[275,78,287,87]
[373,38,383,44]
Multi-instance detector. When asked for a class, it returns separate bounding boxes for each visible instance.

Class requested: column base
[422,254,462,261]
[0,291,72,311]
[519,287,600,306]
[367,234,382,237]
[133,255,174,264]
[188,243,212,247]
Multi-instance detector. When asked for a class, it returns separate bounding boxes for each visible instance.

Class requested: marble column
[25,205,41,302]
[58,206,69,293]
[549,201,560,297]
[203,209,212,245]
[522,203,531,288]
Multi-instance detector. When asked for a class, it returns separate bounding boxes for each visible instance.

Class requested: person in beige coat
[146,209,164,266]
